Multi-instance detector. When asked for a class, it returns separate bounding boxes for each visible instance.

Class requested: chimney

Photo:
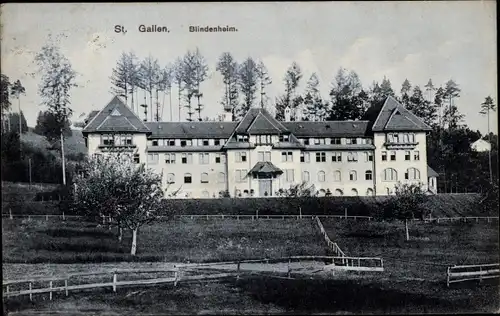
[284,107,291,122]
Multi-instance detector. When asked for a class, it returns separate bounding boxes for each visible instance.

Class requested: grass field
[2,218,325,265]
[3,216,499,314]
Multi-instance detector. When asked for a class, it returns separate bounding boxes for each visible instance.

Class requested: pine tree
[408,86,437,126]
[173,58,185,122]
[256,60,272,109]
[380,76,395,97]
[400,79,411,107]
[238,57,258,118]
[275,62,302,120]
[328,68,364,120]
[138,55,161,121]
[216,52,239,121]
[191,48,208,121]
[10,79,26,135]
[442,79,461,129]
[181,50,197,122]
[480,96,496,183]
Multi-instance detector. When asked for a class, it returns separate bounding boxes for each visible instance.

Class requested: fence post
[287,258,291,278]
[237,261,241,281]
[174,270,179,286]
[65,279,68,296]
[49,281,53,300]
[5,285,9,296]
[113,273,117,292]
[46,215,49,221]
[62,212,65,221]
[9,208,13,220]
[479,266,482,283]
[345,208,347,219]
[29,282,33,301]
[102,215,105,225]
[446,267,450,287]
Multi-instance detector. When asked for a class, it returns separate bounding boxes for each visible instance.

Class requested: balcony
[98,143,137,152]
[384,141,419,150]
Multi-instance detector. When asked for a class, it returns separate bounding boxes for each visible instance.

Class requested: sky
[1,2,497,134]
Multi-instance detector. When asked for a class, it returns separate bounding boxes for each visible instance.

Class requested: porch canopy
[248,161,283,178]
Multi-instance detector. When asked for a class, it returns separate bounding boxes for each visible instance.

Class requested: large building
[81,95,438,198]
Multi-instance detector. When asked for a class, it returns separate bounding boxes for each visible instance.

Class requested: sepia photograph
[1,1,498,315]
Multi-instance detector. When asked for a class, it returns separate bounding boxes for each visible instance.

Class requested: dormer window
[202,139,210,146]
[237,135,249,142]
[152,139,158,146]
[279,134,290,142]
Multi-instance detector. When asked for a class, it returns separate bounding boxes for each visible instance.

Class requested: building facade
[82,96,438,198]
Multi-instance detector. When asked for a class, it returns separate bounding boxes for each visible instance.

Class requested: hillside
[21,129,87,158]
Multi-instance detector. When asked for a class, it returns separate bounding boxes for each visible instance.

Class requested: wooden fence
[314,216,384,271]
[2,212,498,223]
[446,263,500,287]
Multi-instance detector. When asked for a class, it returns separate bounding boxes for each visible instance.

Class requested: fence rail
[446,263,500,287]
[2,213,498,225]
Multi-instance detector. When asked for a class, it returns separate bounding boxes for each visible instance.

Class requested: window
[334,189,344,196]
[214,139,221,146]
[403,134,409,143]
[314,138,325,145]
[366,188,374,196]
[166,173,175,184]
[184,173,192,184]
[365,170,373,180]
[152,139,158,146]
[180,139,192,147]
[236,152,247,162]
[383,168,398,181]
[345,138,357,145]
[259,151,272,162]
[236,169,247,182]
[202,191,210,198]
[215,153,226,164]
[302,171,310,182]
[281,151,293,162]
[147,153,159,164]
[351,188,359,196]
[237,135,249,142]
[199,153,210,164]
[285,169,294,182]
[364,152,373,162]
[166,139,175,146]
[115,134,133,146]
[405,151,411,161]
[347,152,358,162]
[409,133,415,143]
[405,168,421,180]
[279,135,290,142]
[318,171,326,182]
[202,139,209,146]
[201,172,209,183]
[332,152,342,162]
[414,151,420,161]
[390,151,396,161]
[349,170,357,181]
[364,138,373,145]
[217,172,226,183]
[300,152,310,163]
[303,139,310,145]
[165,153,176,164]
[132,154,140,163]
[181,153,193,164]
[101,135,114,146]
[330,138,341,145]
[382,151,387,161]
[334,170,341,182]
[316,152,326,162]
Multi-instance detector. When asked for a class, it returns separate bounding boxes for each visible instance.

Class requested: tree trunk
[178,87,181,122]
[488,109,493,184]
[405,219,410,241]
[61,132,66,186]
[130,228,138,255]
[18,97,22,135]
[131,87,135,114]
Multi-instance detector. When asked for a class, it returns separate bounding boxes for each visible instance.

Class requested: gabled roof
[248,161,283,174]
[282,121,371,137]
[146,122,238,138]
[235,108,288,134]
[371,96,431,132]
[82,96,150,134]
[427,166,439,178]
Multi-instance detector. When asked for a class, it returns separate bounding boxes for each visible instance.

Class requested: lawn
[2,217,325,266]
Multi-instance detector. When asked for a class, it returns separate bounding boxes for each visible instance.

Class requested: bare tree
[480,96,496,183]
[192,48,209,121]
[216,52,239,121]
[238,57,258,118]
[256,60,272,109]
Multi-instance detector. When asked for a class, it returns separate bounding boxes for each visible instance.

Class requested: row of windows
[386,133,416,144]
[167,172,227,184]
[164,168,421,185]
[101,134,133,146]
[299,137,373,145]
[149,138,226,147]
[148,153,226,164]
[381,151,420,161]
[382,168,421,181]
[301,151,373,163]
